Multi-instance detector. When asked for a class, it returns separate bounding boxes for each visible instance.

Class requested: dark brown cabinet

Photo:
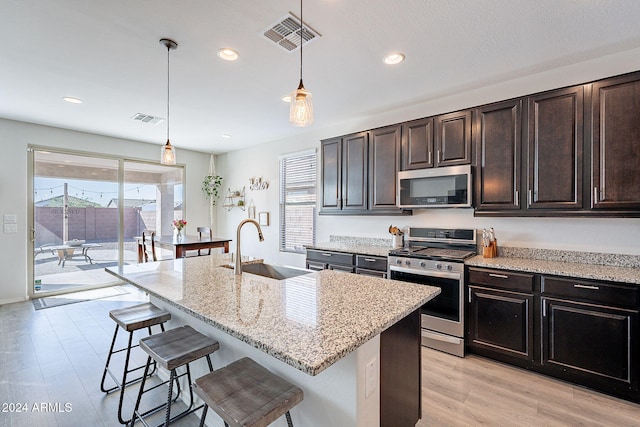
[591,73,640,210]
[474,99,523,211]
[369,125,402,212]
[435,110,472,167]
[400,111,471,171]
[320,132,368,213]
[401,117,434,170]
[355,254,388,278]
[466,268,535,365]
[527,86,584,210]
[541,276,640,398]
[306,249,355,272]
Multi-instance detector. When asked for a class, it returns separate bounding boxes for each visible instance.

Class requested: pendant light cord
[299,0,303,84]
[166,43,170,141]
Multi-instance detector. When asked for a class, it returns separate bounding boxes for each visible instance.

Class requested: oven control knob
[436,263,442,270]
[446,264,452,271]
[419,261,426,268]
[405,260,411,266]
[396,259,403,265]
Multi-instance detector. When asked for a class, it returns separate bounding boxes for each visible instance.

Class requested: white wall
[0,119,212,304]
[215,47,640,268]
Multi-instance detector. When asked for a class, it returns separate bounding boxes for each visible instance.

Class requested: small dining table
[136,235,232,262]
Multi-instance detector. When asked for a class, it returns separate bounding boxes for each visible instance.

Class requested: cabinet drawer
[307,249,354,266]
[329,264,355,273]
[542,276,640,308]
[306,261,326,271]
[468,267,534,293]
[356,254,388,271]
[356,268,387,278]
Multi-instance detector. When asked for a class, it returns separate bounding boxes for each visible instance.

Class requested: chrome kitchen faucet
[234,219,264,275]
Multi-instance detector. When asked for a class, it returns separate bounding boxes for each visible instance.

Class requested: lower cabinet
[466,267,640,402]
[306,249,388,276]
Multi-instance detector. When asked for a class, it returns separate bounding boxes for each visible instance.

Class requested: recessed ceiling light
[221,133,232,139]
[63,96,83,104]
[282,95,291,103]
[383,52,405,65]
[217,48,239,61]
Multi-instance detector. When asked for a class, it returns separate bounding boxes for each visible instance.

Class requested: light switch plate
[4,214,16,223]
[4,224,17,233]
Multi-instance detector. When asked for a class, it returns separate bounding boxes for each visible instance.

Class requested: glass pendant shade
[289,80,313,127]
[161,140,176,165]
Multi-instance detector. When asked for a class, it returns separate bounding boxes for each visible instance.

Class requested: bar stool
[193,357,304,427]
[100,302,171,425]
[131,325,220,427]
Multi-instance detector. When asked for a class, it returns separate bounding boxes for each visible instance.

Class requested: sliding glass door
[29,148,184,297]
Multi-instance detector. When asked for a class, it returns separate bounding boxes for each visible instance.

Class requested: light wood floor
[1,285,639,426]
[419,347,640,426]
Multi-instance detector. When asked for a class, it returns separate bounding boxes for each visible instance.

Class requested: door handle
[489,273,509,279]
[574,284,599,290]
[31,228,36,242]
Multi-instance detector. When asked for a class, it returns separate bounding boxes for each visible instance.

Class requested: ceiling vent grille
[261,13,320,52]
[131,113,164,125]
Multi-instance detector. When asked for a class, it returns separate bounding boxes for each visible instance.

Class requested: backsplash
[498,246,640,269]
[329,235,392,248]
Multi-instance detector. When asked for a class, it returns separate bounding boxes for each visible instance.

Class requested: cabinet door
[435,110,472,167]
[592,74,640,209]
[475,99,522,210]
[468,286,534,362]
[527,86,583,209]
[342,132,369,211]
[369,125,401,211]
[320,137,342,211]
[542,297,639,393]
[401,117,434,170]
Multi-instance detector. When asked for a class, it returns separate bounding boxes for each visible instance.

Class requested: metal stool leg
[286,411,294,427]
[100,323,120,393]
[198,405,208,427]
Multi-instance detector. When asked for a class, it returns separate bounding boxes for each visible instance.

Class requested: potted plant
[202,174,223,205]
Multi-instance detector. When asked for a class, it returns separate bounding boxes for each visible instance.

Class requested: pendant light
[160,38,178,165]
[289,0,313,127]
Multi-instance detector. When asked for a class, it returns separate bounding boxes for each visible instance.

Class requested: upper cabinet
[369,125,402,212]
[474,99,522,211]
[401,117,434,170]
[526,86,584,210]
[400,111,472,171]
[591,74,640,210]
[320,129,407,215]
[321,132,368,213]
[435,110,472,167]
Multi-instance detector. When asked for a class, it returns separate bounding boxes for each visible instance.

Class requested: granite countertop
[466,254,640,285]
[106,253,438,376]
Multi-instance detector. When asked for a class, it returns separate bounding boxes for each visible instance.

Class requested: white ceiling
[3,0,640,154]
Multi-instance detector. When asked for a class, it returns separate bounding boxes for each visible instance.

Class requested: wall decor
[248,199,256,219]
[249,177,269,191]
[258,211,270,226]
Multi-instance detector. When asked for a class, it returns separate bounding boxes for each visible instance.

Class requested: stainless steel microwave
[398,165,472,208]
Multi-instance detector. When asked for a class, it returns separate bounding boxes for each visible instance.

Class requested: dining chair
[197,227,213,256]
[141,229,157,262]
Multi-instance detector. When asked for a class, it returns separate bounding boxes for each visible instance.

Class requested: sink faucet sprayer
[234,218,264,275]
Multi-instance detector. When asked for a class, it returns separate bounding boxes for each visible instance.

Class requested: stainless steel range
[388,227,476,357]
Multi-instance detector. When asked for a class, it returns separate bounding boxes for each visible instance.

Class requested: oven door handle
[423,330,464,345]
[389,265,461,280]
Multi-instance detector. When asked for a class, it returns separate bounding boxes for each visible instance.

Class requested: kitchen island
[106,254,438,427]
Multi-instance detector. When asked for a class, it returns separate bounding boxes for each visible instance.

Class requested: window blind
[279,149,317,253]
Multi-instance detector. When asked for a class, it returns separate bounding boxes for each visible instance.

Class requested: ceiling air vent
[131,113,164,125]
[261,13,321,52]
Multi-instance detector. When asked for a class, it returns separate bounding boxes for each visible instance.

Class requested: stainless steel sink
[241,262,309,280]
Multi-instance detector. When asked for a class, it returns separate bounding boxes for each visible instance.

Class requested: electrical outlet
[4,214,16,223]
[365,357,377,397]
[4,224,17,233]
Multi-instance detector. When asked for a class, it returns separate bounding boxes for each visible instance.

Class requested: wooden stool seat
[109,302,171,332]
[193,357,304,427]
[140,325,220,371]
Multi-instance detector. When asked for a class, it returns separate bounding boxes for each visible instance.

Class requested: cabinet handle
[593,187,598,203]
[489,273,509,279]
[528,189,532,206]
[468,287,472,303]
[363,258,376,262]
[515,190,519,206]
[574,284,600,290]
[428,151,432,164]
[437,150,441,164]
[321,253,332,257]
[543,300,546,317]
